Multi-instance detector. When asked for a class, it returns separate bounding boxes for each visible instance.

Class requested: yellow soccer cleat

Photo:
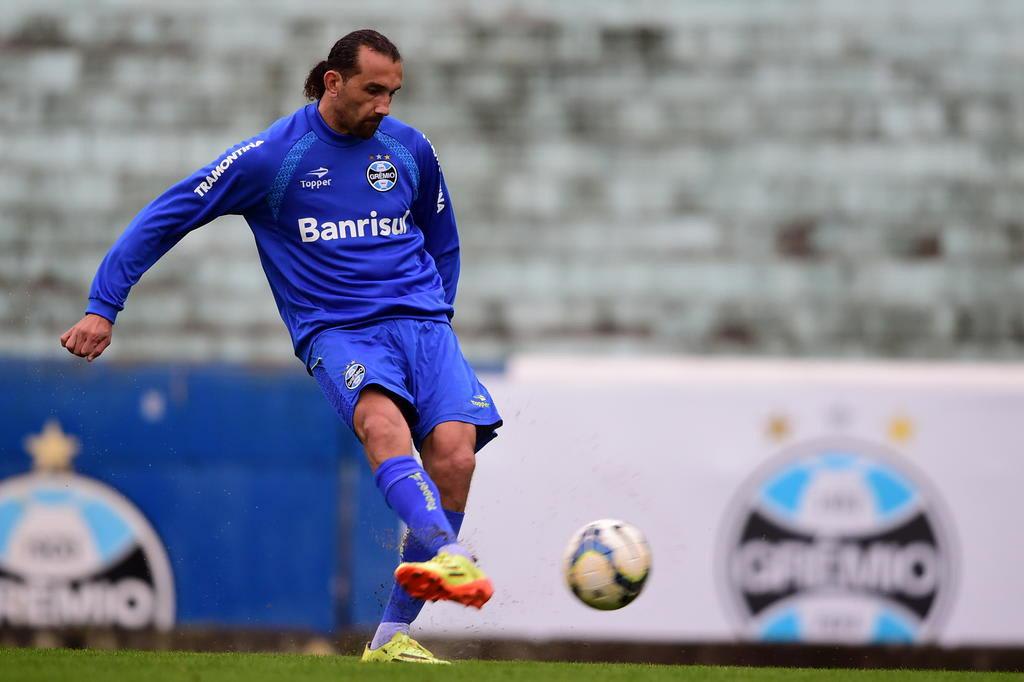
[360,632,451,664]
[394,551,494,609]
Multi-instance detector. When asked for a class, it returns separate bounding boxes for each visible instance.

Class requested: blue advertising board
[0,358,395,633]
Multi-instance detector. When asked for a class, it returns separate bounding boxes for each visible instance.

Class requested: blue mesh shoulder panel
[267,131,317,220]
[373,131,419,201]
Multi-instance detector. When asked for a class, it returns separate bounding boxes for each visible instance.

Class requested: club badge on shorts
[343,361,365,390]
[366,159,398,192]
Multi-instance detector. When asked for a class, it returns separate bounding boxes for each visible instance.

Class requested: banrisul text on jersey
[298,210,411,242]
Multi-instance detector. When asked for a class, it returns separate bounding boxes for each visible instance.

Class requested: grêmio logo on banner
[0,421,175,629]
[717,437,957,644]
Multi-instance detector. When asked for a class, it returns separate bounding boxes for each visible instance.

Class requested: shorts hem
[414,412,503,453]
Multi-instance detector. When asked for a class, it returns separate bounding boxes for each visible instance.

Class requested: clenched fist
[61,314,113,362]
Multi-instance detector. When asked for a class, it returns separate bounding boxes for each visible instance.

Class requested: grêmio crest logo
[0,421,175,629]
[717,437,957,644]
[366,159,398,192]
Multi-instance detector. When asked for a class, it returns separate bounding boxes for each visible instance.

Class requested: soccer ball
[563,519,651,610]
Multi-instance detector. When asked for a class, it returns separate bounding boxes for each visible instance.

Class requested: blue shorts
[308,319,502,453]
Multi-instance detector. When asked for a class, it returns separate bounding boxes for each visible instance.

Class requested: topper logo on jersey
[300,167,332,190]
[366,160,398,192]
[717,439,956,644]
[298,210,410,243]
[0,421,175,630]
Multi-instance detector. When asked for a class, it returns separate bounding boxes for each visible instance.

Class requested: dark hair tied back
[303,60,330,100]
[303,29,401,101]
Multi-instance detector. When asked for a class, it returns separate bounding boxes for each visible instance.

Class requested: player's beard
[358,116,384,138]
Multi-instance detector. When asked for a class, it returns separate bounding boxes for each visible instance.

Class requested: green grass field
[1,648,1021,682]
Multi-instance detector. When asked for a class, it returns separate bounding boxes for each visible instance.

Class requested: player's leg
[351,387,411,468]
[353,387,470,558]
[308,327,471,663]
[307,325,466,559]
[419,421,477,512]
[351,391,469,663]
[370,420,477,650]
[386,321,502,610]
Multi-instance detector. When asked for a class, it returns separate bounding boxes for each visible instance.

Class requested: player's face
[329,47,403,139]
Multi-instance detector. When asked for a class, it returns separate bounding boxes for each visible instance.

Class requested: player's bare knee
[353,392,409,454]
[428,447,474,512]
[428,445,476,488]
[356,410,405,443]
[450,446,477,479]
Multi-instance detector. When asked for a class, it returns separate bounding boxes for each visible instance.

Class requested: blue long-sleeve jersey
[87,103,460,365]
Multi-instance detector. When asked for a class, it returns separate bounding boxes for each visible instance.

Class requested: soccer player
[59,30,502,665]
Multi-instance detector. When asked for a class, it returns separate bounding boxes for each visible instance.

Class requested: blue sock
[374,456,461,555]
[372,508,465,649]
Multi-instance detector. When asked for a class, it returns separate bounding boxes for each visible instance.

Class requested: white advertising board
[418,356,1024,645]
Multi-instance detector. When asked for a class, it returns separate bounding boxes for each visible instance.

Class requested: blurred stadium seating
[3,1,1024,363]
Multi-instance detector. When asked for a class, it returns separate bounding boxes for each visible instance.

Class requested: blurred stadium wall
[3,0,1024,364]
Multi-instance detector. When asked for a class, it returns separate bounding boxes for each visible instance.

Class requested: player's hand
[60,313,113,362]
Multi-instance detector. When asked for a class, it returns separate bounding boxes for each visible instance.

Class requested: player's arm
[413,135,460,312]
[61,138,269,361]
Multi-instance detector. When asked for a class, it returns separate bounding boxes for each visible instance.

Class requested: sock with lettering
[374,455,468,556]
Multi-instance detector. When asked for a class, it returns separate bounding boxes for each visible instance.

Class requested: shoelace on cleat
[436,554,477,575]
